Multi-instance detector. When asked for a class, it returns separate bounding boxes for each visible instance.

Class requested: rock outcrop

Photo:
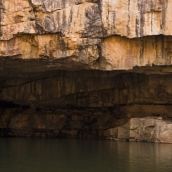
[1,0,172,69]
[103,117,172,143]
[0,0,172,142]
[0,71,172,142]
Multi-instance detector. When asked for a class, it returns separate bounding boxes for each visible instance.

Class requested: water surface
[0,138,172,172]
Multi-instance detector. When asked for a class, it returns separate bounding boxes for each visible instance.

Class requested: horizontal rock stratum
[0,0,172,70]
[1,0,172,143]
[104,117,172,143]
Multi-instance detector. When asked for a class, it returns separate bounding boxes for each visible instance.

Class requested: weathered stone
[0,107,123,138]
[1,0,172,142]
[101,0,172,38]
[1,72,172,110]
[106,117,172,143]
[101,35,172,70]
[103,128,118,139]
[1,0,172,69]
[117,122,130,139]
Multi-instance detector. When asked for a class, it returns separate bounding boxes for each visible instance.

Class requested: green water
[0,138,172,172]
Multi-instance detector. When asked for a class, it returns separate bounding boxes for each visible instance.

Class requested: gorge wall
[1,0,172,70]
[0,0,172,143]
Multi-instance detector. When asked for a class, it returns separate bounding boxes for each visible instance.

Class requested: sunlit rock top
[0,0,172,70]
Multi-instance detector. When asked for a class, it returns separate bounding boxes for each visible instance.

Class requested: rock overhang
[0,0,172,71]
[1,0,172,140]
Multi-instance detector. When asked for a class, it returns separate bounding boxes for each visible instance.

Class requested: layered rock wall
[1,0,172,69]
[0,0,172,142]
[104,117,172,143]
[0,71,172,142]
[2,71,172,109]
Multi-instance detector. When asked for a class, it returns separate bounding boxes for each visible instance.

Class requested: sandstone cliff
[1,0,172,70]
[0,0,172,142]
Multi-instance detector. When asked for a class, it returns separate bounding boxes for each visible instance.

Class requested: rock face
[0,0,172,142]
[0,106,128,138]
[0,71,172,142]
[1,0,172,69]
[2,71,172,110]
[103,117,172,143]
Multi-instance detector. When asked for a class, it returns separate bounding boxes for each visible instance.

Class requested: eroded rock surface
[103,117,172,143]
[0,71,171,141]
[1,0,172,69]
[0,1,172,142]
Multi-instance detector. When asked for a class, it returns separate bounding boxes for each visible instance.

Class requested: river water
[0,138,172,172]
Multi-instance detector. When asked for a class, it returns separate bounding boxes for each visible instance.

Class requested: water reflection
[0,138,172,172]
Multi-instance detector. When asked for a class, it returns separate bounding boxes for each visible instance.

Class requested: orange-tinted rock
[1,0,172,70]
